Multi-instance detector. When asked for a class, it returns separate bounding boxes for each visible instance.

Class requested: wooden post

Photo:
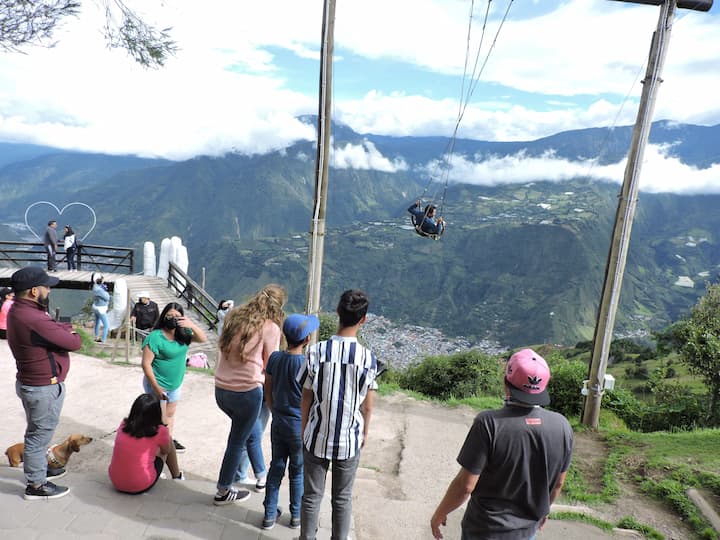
[305,0,335,342]
[583,0,676,428]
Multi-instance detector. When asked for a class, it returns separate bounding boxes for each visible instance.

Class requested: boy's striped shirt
[297,336,378,460]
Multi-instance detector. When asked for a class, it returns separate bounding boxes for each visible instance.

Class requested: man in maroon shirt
[8,267,82,500]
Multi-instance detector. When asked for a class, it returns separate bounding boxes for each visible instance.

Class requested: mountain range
[0,119,718,349]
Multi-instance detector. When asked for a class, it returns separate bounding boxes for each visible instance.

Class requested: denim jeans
[461,529,536,540]
[236,401,269,480]
[263,421,303,520]
[16,381,65,486]
[93,307,109,341]
[45,245,56,271]
[66,246,77,270]
[300,450,360,540]
[215,385,263,491]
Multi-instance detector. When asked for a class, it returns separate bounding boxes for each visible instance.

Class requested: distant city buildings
[361,313,507,370]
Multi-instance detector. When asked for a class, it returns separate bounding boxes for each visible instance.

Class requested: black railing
[167,261,219,329]
[0,240,134,273]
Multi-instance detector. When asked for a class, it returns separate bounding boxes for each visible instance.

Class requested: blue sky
[0,0,718,193]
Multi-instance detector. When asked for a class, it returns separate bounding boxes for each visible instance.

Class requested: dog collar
[46,446,63,468]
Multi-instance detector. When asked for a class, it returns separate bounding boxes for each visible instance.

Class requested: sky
[0,0,718,194]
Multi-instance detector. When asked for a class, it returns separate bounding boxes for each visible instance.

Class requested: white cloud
[332,141,408,172]
[0,0,717,165]
[432,144,720,195]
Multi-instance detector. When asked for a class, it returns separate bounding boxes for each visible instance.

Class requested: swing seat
[410,215,443,241]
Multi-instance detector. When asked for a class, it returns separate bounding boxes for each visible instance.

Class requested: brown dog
[5,434,93,468]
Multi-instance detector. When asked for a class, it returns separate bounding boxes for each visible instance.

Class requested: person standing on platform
[8,267,82,500]
[43,220,58,272]
[430,349,574,540]
[63,225,77,271]
[0,287,15,339]
[298,289,379,540]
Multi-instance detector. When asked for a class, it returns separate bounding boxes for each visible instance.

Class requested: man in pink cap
[431,349,573,540]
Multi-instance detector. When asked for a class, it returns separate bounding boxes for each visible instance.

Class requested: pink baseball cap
[505,348,551,406]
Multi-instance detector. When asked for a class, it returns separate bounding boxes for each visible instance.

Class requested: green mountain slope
[0,122,718,347]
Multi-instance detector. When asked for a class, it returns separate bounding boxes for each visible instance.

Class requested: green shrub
[399,350,503,400]
[546,354,587,418]
[603,384,705,432]
[319,313,337,341]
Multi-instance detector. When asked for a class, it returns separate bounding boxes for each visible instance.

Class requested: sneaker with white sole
[24,481,70,500]
[47,467,66,480]
[255,475,267,490]
[173,439,186,453]
[262,507,283,530]
[213,487,251,506]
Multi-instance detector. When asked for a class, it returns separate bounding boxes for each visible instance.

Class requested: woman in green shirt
[142,302,207,453]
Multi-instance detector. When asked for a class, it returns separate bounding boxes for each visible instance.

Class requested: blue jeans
[16,381,65,486]
[461,530,535,540]
[300,450,360,540]
[236,401,269,480]
[215,385,263,491]
[263,421,303,520]
[66,246,77,270]
[93,307,109,342]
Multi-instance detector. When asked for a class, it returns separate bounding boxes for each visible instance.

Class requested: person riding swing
[408,200,445,239]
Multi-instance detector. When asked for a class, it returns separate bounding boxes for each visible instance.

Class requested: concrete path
[0,340,626,539]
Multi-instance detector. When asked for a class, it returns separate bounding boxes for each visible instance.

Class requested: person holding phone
[141,302,207,454]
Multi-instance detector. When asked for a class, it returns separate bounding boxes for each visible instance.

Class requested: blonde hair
[218,284,287,360]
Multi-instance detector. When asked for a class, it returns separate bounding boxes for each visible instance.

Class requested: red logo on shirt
[525,418,542,425]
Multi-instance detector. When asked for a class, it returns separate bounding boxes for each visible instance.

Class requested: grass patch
[604,429,720,539]
[616,516,665,539]
[76,327,111,358]
[445,395,503,410]
[550,512,665,539]
[549,511,614,532]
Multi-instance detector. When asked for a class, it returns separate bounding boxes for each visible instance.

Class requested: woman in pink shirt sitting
[213,284,286,505]
[0,287,15,340]
[109,393,183,494]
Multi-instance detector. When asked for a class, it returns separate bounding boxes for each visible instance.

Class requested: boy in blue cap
[261,313,320,530]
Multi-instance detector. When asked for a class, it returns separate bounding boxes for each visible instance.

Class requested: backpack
[186,352,209,369]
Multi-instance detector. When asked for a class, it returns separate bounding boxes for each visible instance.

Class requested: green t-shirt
[143,329,190,391]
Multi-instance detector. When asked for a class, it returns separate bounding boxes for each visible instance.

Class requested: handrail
[167,261,219,330]
[0,240,134,273]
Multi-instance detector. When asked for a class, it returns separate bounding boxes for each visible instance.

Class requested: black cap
[11,267,60,293]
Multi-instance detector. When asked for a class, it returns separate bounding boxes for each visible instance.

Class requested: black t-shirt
[131,301,159,330]
[457,404,573,539]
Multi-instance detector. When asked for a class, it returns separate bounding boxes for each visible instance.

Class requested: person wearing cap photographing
[261,313,320,530]
[431,348,574,540]
[7,266,82,500]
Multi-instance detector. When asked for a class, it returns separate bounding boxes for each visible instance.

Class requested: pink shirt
[215,319,281,392]
[0,299,13,330]
[108,421,170,493]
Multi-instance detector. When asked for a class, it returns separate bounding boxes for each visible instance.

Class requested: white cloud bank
[332,141,408,172]
[0,0,717,173]
[433,144,720,195]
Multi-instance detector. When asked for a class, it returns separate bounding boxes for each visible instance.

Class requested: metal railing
[0,240,134,273]
[167,261,219,330]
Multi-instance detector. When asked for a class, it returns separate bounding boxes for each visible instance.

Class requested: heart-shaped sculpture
[24,201,97,242]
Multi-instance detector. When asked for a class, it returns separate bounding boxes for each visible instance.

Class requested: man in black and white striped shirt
[297,289,379,540]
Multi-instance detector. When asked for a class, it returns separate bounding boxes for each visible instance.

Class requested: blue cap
[283,313,320,344]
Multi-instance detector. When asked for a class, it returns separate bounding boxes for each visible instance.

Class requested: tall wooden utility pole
[305,0,336,337]
[582,0,713,428]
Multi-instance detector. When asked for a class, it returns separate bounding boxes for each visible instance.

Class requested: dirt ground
[354,394,698,540]
[0,345,702,539]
